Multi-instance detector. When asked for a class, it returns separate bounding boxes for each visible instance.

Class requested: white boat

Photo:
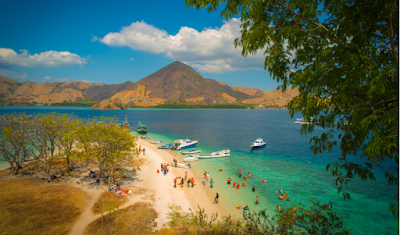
[183,156,199,162]
[181,149,201,154]
[150,141,162,144]
[170,161,191,168]
[251,138,266,148]
[196,150,230,159]
[175,139,198,150]
[294,117,314,124]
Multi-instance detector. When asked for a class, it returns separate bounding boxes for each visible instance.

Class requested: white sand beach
[65,137,227,235]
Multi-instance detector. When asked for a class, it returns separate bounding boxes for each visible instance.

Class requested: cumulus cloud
[0,48,87,68]
[94,19,266,73]
[0,68,28,80]
[130,58,134,61]
[44,76,51,80]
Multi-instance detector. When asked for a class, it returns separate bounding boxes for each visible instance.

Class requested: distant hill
[0,61,299,108]
[91,61,299,110]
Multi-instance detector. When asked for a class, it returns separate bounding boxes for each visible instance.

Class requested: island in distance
[0,61,299,110]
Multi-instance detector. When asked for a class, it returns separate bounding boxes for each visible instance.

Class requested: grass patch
[0,178,87,235]
[84,202,157,235]
[92,191,129,214]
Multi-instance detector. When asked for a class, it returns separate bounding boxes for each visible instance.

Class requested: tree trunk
[13,163,20,175]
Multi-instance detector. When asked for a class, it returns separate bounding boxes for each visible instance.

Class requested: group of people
[227,169,264,207]
[173,171,196,188]
[134,145,145,156]
[160,163,169,175]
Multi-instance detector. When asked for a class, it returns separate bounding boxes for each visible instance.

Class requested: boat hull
[137,129,148,134]
[251,143,266,148]
[177,141,198,150]
[170,162,190,168]
[181,150,201,154]
[183,156,199,162]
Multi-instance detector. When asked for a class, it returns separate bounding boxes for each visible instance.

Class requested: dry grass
[92,191,129,214]
[155,224,202,235]
[84,202,157,235]
[0,178,87,235]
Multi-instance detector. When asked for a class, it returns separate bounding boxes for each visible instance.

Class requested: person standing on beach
[206,172,209,181]
[191,177,195,187]
[181,178,184,187]
[187,178,191,187]
[214,192,219,204]
[143,148,145,155]
[210,179,213,188]
[184,171,187,181]
[174,178,177,188]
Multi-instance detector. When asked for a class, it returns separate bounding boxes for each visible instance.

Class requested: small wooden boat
[180,149,201,154]
[196,150,230,159]
[170,162,190,168]
[183,156,199,162]
[150,141,162,144]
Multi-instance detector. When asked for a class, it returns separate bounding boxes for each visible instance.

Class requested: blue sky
[0,0,280,91]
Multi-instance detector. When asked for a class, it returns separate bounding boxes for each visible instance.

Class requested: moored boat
[181,149,201,154]
[137,123,148,134]
[294,117,314,124]
[170,162,191,168]
[251,138,266,148]
[150,141,162,144]
[175,139,198,150]
[196,150,230,159]
[183,156,199,162]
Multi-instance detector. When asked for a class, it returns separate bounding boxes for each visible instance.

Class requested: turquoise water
[0,106,398,234]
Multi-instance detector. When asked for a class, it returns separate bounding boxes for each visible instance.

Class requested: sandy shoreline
[136,138,228,218]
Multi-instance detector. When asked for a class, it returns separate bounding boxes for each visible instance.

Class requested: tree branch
[387,9,398,63]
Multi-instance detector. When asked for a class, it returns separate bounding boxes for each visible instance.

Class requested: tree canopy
[186,0,398,217]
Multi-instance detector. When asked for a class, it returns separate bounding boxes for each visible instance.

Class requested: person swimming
[243,206,249,210]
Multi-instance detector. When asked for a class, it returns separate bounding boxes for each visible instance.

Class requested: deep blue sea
[0,106,398,234]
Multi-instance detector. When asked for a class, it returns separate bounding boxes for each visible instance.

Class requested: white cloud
[95,19,266,73]
[0,48,87,68]
[44,76,51,80]
[130,58,134,61]
[0,68,28,80]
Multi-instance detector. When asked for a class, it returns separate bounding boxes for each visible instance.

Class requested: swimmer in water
[277,205,281,211]
[252,186,256,192]
[256,196,259,204]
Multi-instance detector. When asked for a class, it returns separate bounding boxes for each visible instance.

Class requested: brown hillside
[13,81,38,96]
[32,83,56,96]
[135,61,249,105]
[59,88,83,101]
[0,77,23,95]
[232,86,260,96]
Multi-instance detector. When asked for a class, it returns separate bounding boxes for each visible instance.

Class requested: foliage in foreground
[0,178,87,235]
[162,199,349,235]
[186,0,399,218]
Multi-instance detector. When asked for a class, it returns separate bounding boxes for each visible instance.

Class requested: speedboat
[181,149,201,154]
[183,156,199,162]
[196,150,230,159]
[294,117,314,124]
[175,139,198,150]
[251,138,266,148]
